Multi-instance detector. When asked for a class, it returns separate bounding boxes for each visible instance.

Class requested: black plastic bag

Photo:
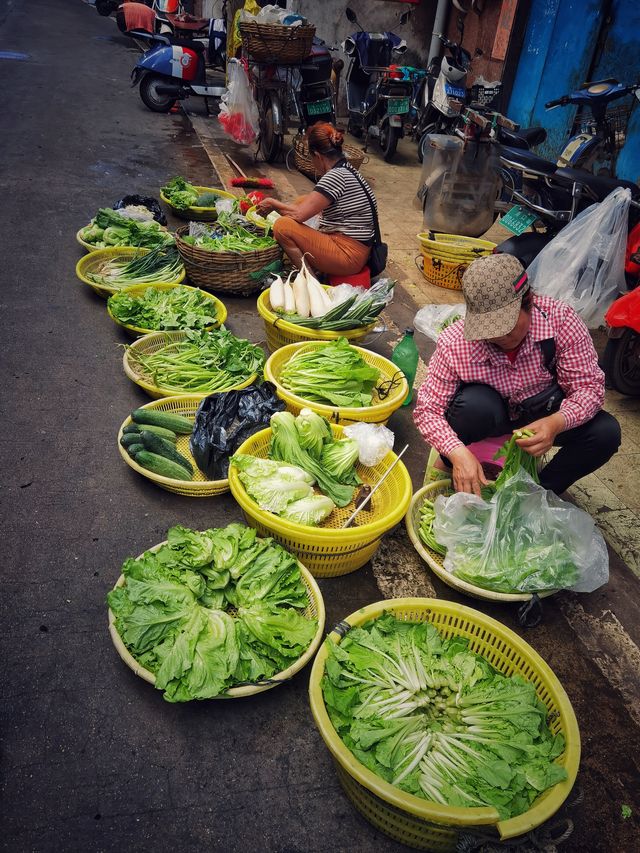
[190,383,285,480]
[113,194,167,225]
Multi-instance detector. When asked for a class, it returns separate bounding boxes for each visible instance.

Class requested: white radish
[292,270,310,317]
[283,271,296,313]
[307,277,329,318]
[269,275,285,311]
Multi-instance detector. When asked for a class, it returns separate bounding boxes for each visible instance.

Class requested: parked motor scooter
[602,272,640,395]
[131,29,225,113]
[342,6,412,162]
[294,38,337,130]
[414,17,482,162]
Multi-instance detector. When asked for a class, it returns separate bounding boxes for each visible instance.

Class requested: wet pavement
[1,2,639,851]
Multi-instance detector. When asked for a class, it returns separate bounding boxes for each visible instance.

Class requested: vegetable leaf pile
[322,613,567,820]
[80,208,173,250]
[280,338,381,408]
[161,176,200,210]
[108,286,218,331]
[108,524,317,702]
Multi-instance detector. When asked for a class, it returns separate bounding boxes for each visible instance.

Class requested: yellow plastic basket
[106,283,227,338]
[228,424,413,577]
[159,186,237,221]
[117,396,229,497]
[417,232,496,262]
[309,597,580,851]
[263,341,408,425]
[108,541,325,698]
[405,480,557,603]
[416,252,467,291]
[122,330,259,400]
[256,288,378,353]
[75,247,185,298]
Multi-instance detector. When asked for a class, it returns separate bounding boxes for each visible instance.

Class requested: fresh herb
[322,613,567,819]
[161,176,200,210]
[621,804,632,820]
[108,524,317,701]
[87,245,184,289]
[126,328,265,395]
[108,286,218,331]
[182,214,276,253]
[279,338,381,408]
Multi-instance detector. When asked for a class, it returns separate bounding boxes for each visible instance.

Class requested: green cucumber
[127,443,145,457]
[131,408,193,434]
[139,431,193,474]
[123,424,141,435]
[121,433,142,449]
[122,423,178,442]
[133,450,193,481]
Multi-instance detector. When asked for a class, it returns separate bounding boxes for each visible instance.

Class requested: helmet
[441,55,466,83]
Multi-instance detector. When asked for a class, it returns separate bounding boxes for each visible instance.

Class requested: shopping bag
[218,59,259,146]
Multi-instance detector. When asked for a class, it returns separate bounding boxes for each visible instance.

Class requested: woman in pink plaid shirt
[413,253,621,496]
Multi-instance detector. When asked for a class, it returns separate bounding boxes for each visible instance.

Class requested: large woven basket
[109,542,325,698]
[117,396,230,497]
[309,598,580,851]
[240,21,315,64]
[256,288,377,352]
[264,341,407,425]
[122,330,259,399]
[292,133,366,181]
[159,186,237,222]
[405,480,557,603]
[228,424,412,577]
[175,226,283,296]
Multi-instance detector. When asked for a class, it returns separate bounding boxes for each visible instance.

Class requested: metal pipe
[428,0,450,64]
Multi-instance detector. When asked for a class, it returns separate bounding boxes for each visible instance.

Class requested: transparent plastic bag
[414,304,466,342]
[527,187,631,328]
[344,423,394,466]
[218,59,259,146]
[432,468,609,594]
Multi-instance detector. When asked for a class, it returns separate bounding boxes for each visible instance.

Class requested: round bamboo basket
[292,133,367,181]
[239,21,315,64]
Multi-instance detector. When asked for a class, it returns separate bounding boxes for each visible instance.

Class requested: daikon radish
[283,272,296,313]
[292,269,310,318]
[269,275,285,310]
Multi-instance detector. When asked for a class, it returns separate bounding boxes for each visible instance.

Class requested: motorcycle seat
[553,167,640,200]
[499,126,547,149]
[170,36,205,53]
[499,145,557,175]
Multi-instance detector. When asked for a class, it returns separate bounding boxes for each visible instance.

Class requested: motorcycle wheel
[381,124,399,163]
[261,95,283,164]
[139,74,177,113]
[603,330,640,396]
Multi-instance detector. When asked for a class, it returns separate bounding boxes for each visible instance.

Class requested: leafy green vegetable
[279,338,381,408]
[108,285,218,331]
[126,327,265,395]
[322,613,567,819]
[282,280,394,331]
[182,213,276,253]
[87,245,184,289]
[621,804,632,820]
[161,176,200,210]
[320,438,361,486]
[269,412,355,508]
[294,408,332,459]
[108,525,316,702]
[80,209,173,249]
[280,494,335,526]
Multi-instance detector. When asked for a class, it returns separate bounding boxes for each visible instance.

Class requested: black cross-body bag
[516,335,565,421]
[343,162,388,277]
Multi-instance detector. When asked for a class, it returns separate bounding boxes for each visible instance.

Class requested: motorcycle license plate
[307,98,333,116]
[387,97,410,114]
[500,204,538,236]
[445,83,466,99]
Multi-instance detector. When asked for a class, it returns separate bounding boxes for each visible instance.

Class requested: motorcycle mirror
[345,8,357,23]
[456,15,465,37]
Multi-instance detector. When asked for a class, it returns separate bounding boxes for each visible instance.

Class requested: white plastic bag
[432,468,609,594]
[344,423,394,466]
[414,304,466,342]
[218,59,259,146]
[526,187,631,328]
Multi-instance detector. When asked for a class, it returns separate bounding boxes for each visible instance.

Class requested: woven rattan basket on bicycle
[239,22,315,64]
[292,133,367,180]
[175,226,283,297]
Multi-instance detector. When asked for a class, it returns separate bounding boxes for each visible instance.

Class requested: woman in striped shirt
[255,123,376,276]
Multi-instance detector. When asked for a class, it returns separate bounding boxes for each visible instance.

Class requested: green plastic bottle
[391,328,420,407]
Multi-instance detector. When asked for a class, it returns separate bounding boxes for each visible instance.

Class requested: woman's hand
[255,198,277,214]
[515,412,566,457]
[448,446,488,497]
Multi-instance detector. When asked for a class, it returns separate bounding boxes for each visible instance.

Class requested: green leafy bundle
[126,327,265,394]
[322,613,567,819]
[182,213,276,253]
[280,338,381,408]
[285,279,394,331]
[108,286,218,331]
[80,209,173,250]
[87,245,184,289]
[108,524,317,702]
[161,176,200,210]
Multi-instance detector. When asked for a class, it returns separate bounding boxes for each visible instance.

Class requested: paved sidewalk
[183,106,640,577]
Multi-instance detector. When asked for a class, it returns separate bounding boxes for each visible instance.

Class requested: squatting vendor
[255,122,376,277]
[413,253,621,496]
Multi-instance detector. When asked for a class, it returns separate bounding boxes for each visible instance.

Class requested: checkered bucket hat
[461,254,529,341]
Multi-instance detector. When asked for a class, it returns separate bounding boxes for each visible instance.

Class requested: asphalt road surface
[1,2,639,851]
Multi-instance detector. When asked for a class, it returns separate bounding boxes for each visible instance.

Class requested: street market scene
[2,0,640,851]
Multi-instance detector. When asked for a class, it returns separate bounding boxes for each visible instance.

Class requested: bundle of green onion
[127,328,265,394]
[87,246,184,289]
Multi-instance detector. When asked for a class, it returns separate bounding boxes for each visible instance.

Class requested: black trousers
[442,384,621,494]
